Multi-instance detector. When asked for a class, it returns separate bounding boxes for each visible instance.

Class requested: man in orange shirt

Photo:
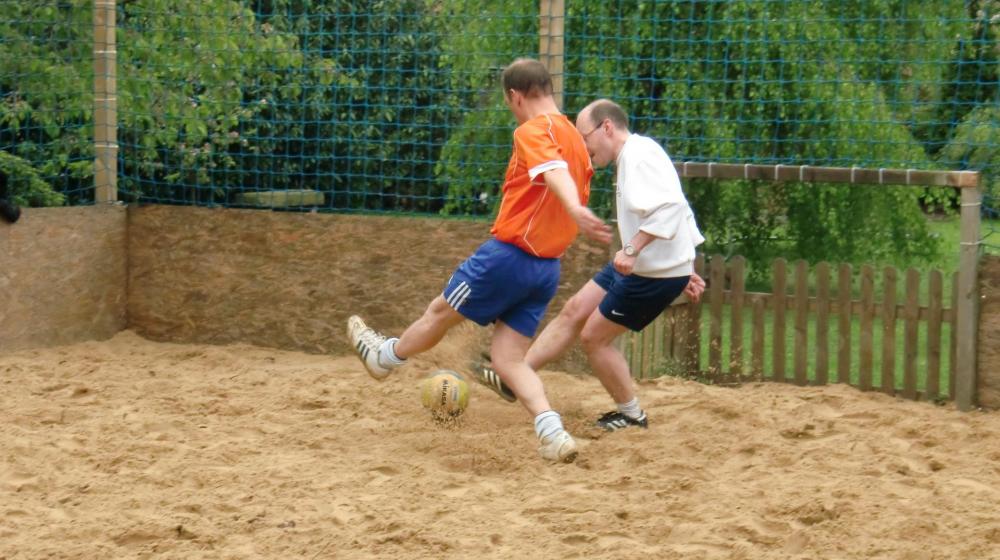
[348,58,610,463]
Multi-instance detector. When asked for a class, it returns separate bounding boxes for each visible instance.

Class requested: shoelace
[357,327,386,349]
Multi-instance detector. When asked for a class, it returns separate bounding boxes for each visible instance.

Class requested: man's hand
[683,272,706,303]
[613,249,636,275]
[570,205,612,244]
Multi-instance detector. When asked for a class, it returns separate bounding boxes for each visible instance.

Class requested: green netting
[0,1,93,206]
[1,1,997,250]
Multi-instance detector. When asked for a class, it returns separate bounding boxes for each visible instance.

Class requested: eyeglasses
[580,118,607,141]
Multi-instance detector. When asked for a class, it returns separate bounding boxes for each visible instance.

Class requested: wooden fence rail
[624,255,956,402]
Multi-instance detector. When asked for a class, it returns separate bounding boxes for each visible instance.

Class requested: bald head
[578,99,629,132]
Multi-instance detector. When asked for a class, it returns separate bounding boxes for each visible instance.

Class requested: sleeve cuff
[528,160,568,181]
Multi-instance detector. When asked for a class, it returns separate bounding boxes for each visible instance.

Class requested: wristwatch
[623,243,638,257]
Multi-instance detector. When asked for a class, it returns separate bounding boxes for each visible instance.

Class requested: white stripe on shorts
[453,285,472,310]
[446,282,471,309]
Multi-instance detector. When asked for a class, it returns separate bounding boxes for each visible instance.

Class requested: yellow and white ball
[420,370,469,419]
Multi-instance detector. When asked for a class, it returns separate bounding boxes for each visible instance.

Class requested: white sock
[617,397,643,420]
[534,410,564,441]
[378,338,406,369]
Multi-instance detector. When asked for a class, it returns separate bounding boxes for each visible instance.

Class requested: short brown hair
[583,99,629,131]
[501,58,553,98]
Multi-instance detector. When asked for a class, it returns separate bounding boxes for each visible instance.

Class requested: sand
[2,330,1000,559]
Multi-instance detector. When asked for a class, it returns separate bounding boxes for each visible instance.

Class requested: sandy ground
[2,330,1000,560]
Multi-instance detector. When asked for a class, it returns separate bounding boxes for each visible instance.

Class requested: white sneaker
[347,315,390,380]
[538,430,579,463]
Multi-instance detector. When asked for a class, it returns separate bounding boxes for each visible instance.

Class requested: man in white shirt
[473,98,706,432]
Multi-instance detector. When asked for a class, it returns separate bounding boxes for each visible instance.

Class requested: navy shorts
[442,238,560,338]
[593,263,689,331]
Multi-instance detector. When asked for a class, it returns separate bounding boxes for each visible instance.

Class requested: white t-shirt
[615,134,705,278]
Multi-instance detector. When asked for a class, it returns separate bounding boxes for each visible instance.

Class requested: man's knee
[579,326,610,353]
[560,293,596,325]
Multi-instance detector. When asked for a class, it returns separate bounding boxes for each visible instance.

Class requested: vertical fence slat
[685,255,705,373]
[730,256,745,376]
[751,296,765,378]
[772,259,788,383]
[815,262,830,385]
[950,271,958,401]
[859,265,875,392]
[672,300,689,371]
[671,306,682,368]
[793,260,809,385]
[630,321,642,374]
[902,269,920,400]
[642,314,657,379]
[926,270,943,400]
[708,255,725,374]
[881,266,898,395]
[662,310,676,376]
[837,264,853,385]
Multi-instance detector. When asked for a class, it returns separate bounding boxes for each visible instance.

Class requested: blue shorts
[593,263,689,331]
[443,238,560,338]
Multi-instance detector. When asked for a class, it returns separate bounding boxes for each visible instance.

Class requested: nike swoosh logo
[610,310,625,316]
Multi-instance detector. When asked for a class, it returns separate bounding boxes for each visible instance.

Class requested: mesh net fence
[1,1,997,250]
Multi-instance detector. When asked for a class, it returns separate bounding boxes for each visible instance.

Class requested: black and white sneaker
[595,410,648,431]
[347,315,390,380]
[468,354,517,403]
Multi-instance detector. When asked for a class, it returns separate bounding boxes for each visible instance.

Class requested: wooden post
[94,0,118,203]
[926,270,943,400]
[881,266,898,395]
[729,256,745,376]
[772,259,787,382]
[539,0,565,109]
[793,260,809,386]
[815,262,831,385]
[751,297,765,378]
[859,265,875,391]
[954,186,982,411]
[902,269,920,400]
[837,263,853,385]
[708,255,725,374]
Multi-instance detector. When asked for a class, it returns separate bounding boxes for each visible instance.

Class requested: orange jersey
[491,113,593,258]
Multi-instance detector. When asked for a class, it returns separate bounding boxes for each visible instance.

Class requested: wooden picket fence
[623,255,957,401]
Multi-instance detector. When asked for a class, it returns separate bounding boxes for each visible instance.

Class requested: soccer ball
[420,370,469,419]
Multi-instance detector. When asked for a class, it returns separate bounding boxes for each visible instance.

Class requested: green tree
[0,0,91,205]
[117,0,304,204]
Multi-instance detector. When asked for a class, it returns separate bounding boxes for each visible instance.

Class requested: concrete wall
[0,205,128,351]
[127,205,607,359]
